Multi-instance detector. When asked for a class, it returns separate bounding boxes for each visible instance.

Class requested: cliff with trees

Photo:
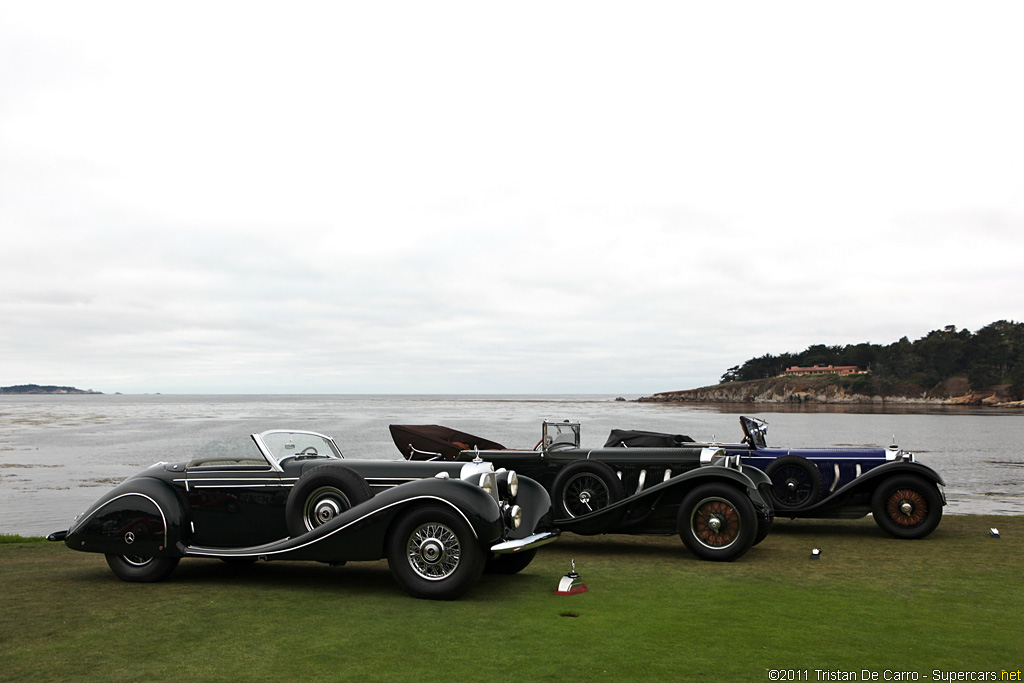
[641,320,1024,407]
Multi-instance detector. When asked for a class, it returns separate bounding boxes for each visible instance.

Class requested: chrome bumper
[490,530,560,554]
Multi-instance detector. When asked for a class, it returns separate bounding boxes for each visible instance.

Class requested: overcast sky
[2,2,1022,395]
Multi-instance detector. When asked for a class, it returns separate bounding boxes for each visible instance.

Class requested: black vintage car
[48,430,558,600]
[390,420,774,562]
[608,416,946,539]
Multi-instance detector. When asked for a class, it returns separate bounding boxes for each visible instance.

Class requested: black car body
[48,430,558,599]
[608,416,946,539]
[390,420,774,562]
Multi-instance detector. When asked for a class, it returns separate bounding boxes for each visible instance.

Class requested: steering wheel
[298,446,319,456]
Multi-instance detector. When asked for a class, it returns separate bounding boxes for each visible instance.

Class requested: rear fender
[65,477,186,557]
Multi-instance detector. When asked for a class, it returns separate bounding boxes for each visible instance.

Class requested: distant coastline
[0,384,102,395]
[638,375,1024,408]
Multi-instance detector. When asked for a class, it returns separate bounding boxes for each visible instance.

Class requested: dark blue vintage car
[48,430,558,600]
[605,417,946,539]
[391,420,774,562]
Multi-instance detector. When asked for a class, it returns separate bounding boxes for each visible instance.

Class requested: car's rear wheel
[105,554,180,582]
[285,466,372,537]
[484,548,538,575]
[387,505,485,600]
[765,455,824,510]
[871,475,943,539]
[677,483,757,561]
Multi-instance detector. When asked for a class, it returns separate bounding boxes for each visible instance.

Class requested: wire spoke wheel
[765,455,823,510]
[772,465,814,506]
[677,483,757,561]
[406,522,462,580]
[885,488,928,527]
[690,497,742,549]
[562,473,610,518]
[870,475,944,539]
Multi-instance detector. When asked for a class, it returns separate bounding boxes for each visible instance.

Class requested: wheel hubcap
[315,499,341,524]
[304,487,351,532]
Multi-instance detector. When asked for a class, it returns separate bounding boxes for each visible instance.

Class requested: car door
[184,436,290,548]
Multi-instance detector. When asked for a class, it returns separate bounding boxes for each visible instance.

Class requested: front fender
[555,465,768,529]
[799,460,946,516]
[507,475,554,540]
[837,460,945,492]
[65,477,187,557]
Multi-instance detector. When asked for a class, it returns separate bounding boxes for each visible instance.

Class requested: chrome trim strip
[190,484,289,489]
[184,495,480,558]
[831,463,841,492]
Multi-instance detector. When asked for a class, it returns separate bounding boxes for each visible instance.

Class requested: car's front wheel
[871,475,943,539]
[105,554,180,582]
[387,505,485,600]
[677,483,757,561]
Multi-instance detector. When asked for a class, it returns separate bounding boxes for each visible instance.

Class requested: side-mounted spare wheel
[285,465,372,537]
[677,483,757,561]
[105,554,180,582]
[386,505,485,600]
[765,455,824,510]
[870,474,943,539]
[552,460,625,519]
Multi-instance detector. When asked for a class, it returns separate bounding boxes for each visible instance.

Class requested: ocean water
[1,394,1022,536]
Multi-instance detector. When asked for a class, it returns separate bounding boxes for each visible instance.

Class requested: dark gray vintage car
[390,420,774,562]
[48,430,558,600]
[607,416,946,539]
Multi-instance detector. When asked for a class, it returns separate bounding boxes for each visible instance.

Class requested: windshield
[543,421,580,448]
[187,437,270,468]
[259,431,342,463]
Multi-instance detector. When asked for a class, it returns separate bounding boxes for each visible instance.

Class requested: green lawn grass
[2,516,1022,682]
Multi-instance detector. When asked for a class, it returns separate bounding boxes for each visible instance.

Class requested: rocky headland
[638,375,1024,408]
[0,384,102,395]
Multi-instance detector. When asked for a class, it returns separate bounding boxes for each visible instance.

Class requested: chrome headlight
[497,470,519,499]
[478,472,497,500]
[506,504,522,530]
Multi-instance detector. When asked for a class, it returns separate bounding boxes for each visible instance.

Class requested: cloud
[2,2,1024,393]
